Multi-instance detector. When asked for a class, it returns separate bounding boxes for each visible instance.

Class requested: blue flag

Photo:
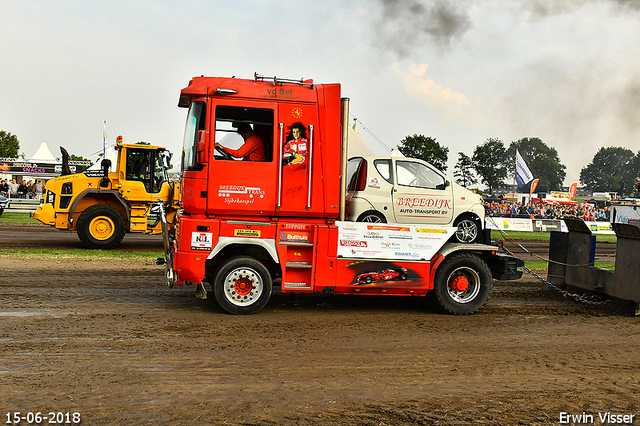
[515,150,533,188]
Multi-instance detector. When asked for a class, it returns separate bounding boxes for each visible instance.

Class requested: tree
[397,134,449,171]
[472,138,509,194]
[506,137,566,193]
[580,147,639,197]
[0,131,20,158]
[453,152,477,187]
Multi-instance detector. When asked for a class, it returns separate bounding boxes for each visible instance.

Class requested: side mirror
[197,130,208,164]
[100,159,111,188]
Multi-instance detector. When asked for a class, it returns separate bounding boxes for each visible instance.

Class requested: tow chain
[489,218,611,306]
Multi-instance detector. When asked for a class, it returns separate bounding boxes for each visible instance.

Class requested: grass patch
[0,248,163,260]
[0,212,42,225]
[492,230,617,243]
[524,260,615,271]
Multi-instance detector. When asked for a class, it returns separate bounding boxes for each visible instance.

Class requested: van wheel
[213,256,273,315]
[357,211,387,223]
[453,217,480,243]
[432,253,492,315]
[77,205,126,249]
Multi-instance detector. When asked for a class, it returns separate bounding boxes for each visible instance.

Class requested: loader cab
[122,146,168,194]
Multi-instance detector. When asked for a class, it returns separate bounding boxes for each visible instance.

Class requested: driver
[215,122,266,162]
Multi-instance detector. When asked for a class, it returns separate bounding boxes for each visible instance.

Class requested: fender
[208,236,279,264]
[68,189,130,222]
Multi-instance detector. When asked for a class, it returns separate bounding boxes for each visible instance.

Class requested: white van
[345,154,485,243]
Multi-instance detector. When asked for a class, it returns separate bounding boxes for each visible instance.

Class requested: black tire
[453,217,481,243]
[357,211,387,223]
[432,253,492,315]
[213,256,272,315]
[77,205,126,249]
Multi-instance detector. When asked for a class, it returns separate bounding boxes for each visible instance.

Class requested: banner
[336,221,455,260]
[515,150,534,188]
[486,217,614,234]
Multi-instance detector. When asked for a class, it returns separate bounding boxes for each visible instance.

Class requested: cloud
[392,63,469,107]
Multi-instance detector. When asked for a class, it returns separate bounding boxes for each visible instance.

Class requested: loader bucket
[548,217,640,315]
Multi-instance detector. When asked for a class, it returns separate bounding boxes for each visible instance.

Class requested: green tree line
[398,134,640,197]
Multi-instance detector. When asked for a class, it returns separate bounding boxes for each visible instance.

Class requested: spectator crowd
[483,199,611,222]
[0,178,44,199]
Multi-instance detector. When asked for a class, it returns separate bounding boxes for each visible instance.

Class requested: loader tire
[432,253,492,315]
[213,256,272,315]
[77,205,126,249]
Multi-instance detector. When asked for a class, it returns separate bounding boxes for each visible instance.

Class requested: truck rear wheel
[432,253,492,315]
[77,205,126,249]
[213,256,272,315]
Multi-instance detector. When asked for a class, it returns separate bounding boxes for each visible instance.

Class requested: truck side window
[214,105,274,162]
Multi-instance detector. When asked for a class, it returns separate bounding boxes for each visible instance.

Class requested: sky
[1,0,639,187]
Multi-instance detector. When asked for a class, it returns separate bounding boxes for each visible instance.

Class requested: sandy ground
[0,226,638,425]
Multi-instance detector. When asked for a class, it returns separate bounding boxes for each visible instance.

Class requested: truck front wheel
[432,253,492,315]
[77,205,126,249]
[213,256,273,315]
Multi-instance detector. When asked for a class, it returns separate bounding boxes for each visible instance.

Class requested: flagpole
[103,121,108,160]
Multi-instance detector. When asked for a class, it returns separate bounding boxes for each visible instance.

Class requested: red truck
[159,73,522,315]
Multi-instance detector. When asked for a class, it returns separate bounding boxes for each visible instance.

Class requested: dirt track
[1,225,639,425]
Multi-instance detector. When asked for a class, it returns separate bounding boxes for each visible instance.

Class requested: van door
[391,159,454,224]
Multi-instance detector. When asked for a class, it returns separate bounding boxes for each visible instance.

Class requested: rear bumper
[484,253,524,281]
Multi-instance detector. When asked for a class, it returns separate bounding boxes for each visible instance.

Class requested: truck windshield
[181,101,206,171]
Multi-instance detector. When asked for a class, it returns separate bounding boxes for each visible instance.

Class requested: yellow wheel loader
[32,138,180,249]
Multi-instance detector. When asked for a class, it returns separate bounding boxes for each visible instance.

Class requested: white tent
[29,142,58,163]
[87,145,118,172]
[346,122,375,158]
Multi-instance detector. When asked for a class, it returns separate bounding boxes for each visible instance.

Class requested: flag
[529,178,539,196]
[569,182,577,200]
[103,121,108,156]
[515,150,533,188]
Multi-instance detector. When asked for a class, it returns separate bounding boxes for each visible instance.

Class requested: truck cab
[178,76,342,220]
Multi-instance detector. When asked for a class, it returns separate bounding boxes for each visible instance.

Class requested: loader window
[126,149,158,192]
[182,101,206,171]
[213,105,273,162]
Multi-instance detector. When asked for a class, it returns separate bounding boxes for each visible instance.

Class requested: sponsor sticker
[234,229,261,238]
[191,232,213,251]
[415,227,448,234]
[280,230,309,242]
[368,177,381,189]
